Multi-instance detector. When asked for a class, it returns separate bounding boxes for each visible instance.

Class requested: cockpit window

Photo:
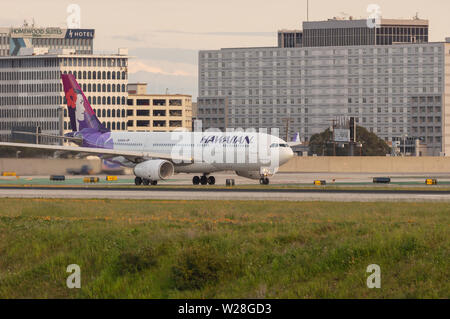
[270,143,289,148]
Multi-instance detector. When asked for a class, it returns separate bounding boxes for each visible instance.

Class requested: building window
[153,99,166,106]
[137,110,150,116]
[137,120,150,127]
[169,99,182,106]
[137,99,150,106]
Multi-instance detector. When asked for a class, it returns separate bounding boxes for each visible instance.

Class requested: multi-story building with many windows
[302,18,429,47]
[275,18,429,48]
[126,83,192,132]
[198,41,450,156]
[0,50,129,141]
[278,30,303,48]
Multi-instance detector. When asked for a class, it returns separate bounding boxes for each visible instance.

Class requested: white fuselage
[103,131,294,176]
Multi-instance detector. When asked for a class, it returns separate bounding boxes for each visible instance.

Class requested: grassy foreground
[0,199,448,298]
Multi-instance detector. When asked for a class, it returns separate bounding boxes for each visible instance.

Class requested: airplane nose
[288,147,294,159]
[280,147,294,164]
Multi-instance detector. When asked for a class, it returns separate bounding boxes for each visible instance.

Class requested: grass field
[0,199,448,298]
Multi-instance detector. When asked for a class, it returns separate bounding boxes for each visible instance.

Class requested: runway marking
[1,187,450,202]
[1,185,450,195]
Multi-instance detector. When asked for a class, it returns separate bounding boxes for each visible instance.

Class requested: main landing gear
[259,177,270,185]
[192,174,215,185]
[135,176,157,186]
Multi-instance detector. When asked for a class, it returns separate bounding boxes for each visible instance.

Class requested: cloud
[110,34,144,42]
[129,47,198,65]
[128,71,197,98]
[154,29,274,37]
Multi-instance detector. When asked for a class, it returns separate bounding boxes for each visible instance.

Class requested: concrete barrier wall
[0,158,102,175]
[3,156,450,175]
[279,156,450,173]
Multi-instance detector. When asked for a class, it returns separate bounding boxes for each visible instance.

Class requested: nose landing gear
[192,174,215,185]
[259,177,270,185]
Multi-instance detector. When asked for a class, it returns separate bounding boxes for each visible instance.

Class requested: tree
[308,125,391,156]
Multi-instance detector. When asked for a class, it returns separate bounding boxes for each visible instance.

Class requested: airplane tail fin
[61,73,107,132]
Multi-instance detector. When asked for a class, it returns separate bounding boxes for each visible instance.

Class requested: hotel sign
[64,29,95,39]
[11,27,63,38]
[10,27,94,39]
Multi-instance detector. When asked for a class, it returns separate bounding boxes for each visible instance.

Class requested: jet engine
[133,159,174,180]
[235,171,261,180]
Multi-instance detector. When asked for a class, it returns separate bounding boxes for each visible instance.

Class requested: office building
[0,51,129,141]
[278,30,303,48]
[302,18,429,47]
[126,83,192,132]
[0,22,129,142]
[198,41,450,156]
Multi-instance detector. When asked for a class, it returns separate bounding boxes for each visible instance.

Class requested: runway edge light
[2,171,16,177]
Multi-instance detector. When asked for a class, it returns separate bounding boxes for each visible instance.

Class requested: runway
[1,185,450,202]
[1,172,450,201]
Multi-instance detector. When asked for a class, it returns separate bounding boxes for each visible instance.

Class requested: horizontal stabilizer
[287,141,302,147]
[12,131,83,144]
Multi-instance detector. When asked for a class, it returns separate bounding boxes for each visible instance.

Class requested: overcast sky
[2,0,450,99]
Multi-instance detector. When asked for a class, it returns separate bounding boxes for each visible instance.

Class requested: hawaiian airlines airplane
[0,74,295,185]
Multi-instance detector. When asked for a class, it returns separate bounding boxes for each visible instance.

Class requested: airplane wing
[0,142,192,164]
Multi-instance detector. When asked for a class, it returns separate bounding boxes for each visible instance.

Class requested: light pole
[58,106,64,146]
